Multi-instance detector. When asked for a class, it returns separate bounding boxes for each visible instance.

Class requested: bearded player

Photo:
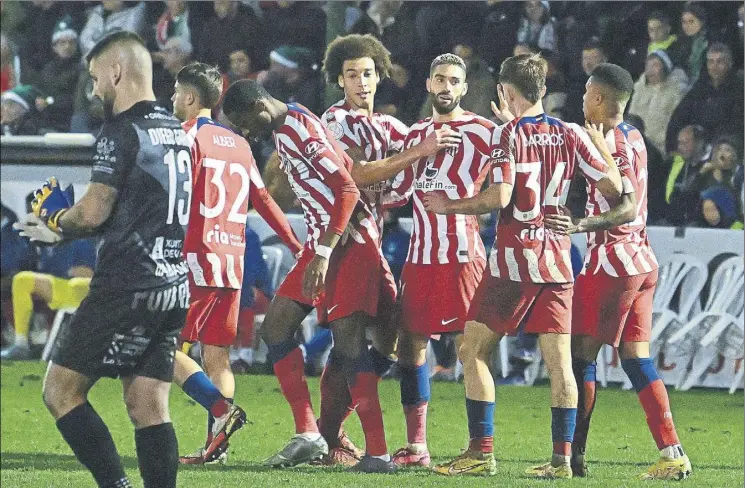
[544,63,691,481]
[387,53,503,467]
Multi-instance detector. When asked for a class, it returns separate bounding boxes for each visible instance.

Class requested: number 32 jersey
[490,114,609,283]
[183,117,262,290]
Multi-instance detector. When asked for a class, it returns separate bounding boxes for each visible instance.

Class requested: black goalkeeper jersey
[89,100,192,291]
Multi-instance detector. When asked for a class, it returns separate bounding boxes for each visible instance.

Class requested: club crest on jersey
[327,121,344,140]
[526,132,564,146]
[96,137,116,162]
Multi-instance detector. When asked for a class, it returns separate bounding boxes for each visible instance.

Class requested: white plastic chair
[649,254,708,348]
[665,256,744,390]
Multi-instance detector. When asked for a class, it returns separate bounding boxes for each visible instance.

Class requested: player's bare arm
[349,127,461,187]
[57,183,118,235]
[584,122,622,198]
[422,183,513,215]
[302,165,360,300]
[545,192,637,235]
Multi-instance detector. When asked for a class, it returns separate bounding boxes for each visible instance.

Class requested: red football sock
[319,360,354,444]
[348,372,387,456]
[638,379,680,450]
[404,402,428,445]
[469,436,494,454]
[273,347,319,434]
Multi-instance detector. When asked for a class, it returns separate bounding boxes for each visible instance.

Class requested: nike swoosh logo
[441,318,458,325]
[448,463,486,474]
[328,304,339,314]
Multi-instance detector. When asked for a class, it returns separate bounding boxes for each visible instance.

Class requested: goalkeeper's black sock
[135,422,178,488]
[56,402,130,488]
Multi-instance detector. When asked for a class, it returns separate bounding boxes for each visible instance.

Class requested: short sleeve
[384,115,410,153]
[90,122,137,190]
[488,124,515,185]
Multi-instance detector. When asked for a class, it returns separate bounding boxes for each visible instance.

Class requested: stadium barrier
[2,135,743,390]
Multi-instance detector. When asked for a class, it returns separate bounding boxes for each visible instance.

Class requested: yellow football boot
[433,449,497,476]
[639,454,692,481]
[525,462,573,479]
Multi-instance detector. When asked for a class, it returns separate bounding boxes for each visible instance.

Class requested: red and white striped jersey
[489,114,610,283]
[273,103,379,249]
[321,100,410,235]
[183,117,261,289]
[397,113,496,265]
[582,123,658,277]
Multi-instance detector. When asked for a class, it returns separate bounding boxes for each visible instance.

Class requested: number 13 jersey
[490,114,609,283]
[183,117,261,289]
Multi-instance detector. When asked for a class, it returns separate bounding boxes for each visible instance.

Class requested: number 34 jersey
[183,117,261,290]
[490,114,610,284]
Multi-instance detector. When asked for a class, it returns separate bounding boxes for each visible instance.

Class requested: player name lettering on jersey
[147,127,188,146]
[583,123,658,278]
[489,114,610,283]
[212,134,237,148]
[400,113,496,265]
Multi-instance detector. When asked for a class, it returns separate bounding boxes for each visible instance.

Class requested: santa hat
[52,15,78,43]
[1,85,42,112]
[270,46,319,71]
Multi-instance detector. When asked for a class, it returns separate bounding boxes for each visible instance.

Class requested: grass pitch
[1,361,743,487]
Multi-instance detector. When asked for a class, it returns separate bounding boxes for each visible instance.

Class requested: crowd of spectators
[1,1,743,231]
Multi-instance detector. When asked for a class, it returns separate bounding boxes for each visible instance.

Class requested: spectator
[677,2,710,87]
[153,0,191,53]
[695,136,743,228]
[628,50,685,156]
[195,0,263,73]
[477,0,521,72]
[665,124,711,224]
[1,234,96,360]
[260,1,327,59]
[34,16,81,132]
[0,204,36,330]
[516,1,557,53]
[542,51,568,119]
[1,33,20,93]
[227,48,257,84]
[647,10,680,55]
[257,46,323,115]
[79,1,147,57]
[623,114,667,223]
[152,37,193,109]
[666,42,744,154]
[562,37,608,123]
[1,84,45,135]
[15,1,82,83]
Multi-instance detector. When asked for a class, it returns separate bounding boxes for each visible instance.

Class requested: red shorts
[277,240,393,324]
[468,275,573,336]
[573,269,658,347]
[180,283,241,346]
[400,258,485,336]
